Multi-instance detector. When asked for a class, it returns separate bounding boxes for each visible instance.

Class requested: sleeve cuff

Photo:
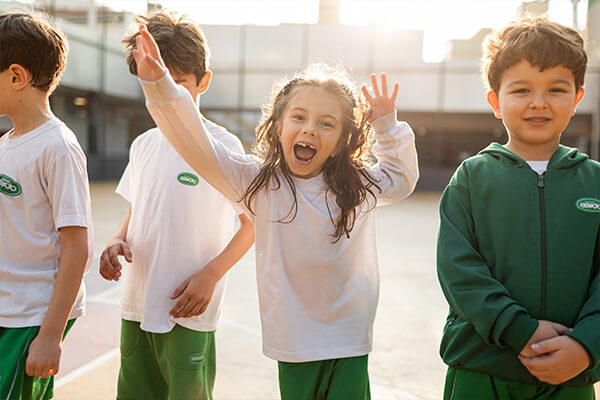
[566,319,599,370]
[500,312,539,353]
[233,202,245,215]
[115,187,131,203]
[139,73,182,105]
[370,111,397,134]
[56,215,89,229]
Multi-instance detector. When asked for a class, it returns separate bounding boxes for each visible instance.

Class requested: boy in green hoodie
[437,17,599,399]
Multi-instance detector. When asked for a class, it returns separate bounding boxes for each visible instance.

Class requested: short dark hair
[482,17,587,93]
[123,12,210,84]
[0,12,68,93]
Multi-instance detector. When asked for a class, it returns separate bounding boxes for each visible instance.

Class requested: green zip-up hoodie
[437,143,600,385]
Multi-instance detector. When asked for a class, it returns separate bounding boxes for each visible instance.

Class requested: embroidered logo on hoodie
[576,198,600,213]
[0,174,21,197]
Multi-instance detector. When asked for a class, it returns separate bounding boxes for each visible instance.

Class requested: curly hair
[241,64,381,243]
[481,16,587,93]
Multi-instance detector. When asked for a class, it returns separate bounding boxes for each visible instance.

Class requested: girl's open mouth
[294,142,317,163]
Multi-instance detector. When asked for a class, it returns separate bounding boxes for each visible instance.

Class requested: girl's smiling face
[277,86,346,179]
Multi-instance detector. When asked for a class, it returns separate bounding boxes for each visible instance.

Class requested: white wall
[200,23,599,116]
[0,1,597,118]
[56,13,141,98]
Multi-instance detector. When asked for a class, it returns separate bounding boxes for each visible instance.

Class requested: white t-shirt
[526,160,549,175]
[140,74,420,362]
[116,121,244,333]
[0,119,93,328]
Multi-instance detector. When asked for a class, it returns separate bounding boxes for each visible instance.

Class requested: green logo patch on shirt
[0,174,21,197]
[177,172,199,186]
[575,198,600,213]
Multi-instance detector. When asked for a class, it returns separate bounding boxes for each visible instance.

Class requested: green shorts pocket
[119,320,140,357]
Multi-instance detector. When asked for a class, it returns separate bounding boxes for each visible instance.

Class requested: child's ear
[275,121,282,137]
[8,64,28,90]
[197,70,212,95]
[486,90,501,119]
[572,88,585,114]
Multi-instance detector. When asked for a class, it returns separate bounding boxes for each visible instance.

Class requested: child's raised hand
[518,335,590,384]
[361,72,399,121]
[132,25,167,81]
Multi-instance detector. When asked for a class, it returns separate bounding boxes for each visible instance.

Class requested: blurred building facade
[0,0,598,189]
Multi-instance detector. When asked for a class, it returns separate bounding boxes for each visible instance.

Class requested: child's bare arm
[26,226,88,379]
[169,213,254,318]
[99,206,133,281]
[518,335,590,384]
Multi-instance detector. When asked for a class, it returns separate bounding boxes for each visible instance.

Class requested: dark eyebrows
[550,79,573,86]
[506,79,573,87]
[506,80,528,87]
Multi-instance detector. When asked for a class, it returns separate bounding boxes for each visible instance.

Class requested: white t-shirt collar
[4,119,59,148]
[526,160,549,175]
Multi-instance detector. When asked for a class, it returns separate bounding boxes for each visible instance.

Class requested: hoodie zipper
[537,173,547,318]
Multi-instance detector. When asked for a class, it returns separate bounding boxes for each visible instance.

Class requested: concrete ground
[52,183,599,400]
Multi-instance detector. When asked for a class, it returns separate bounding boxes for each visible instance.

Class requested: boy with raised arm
[99,12,254,400]
[437,17,599,399]
[0,12,93,400]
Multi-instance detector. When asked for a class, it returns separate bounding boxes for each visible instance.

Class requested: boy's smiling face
[487,60,584,160]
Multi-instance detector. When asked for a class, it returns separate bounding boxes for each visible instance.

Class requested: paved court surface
[52,183,599,399]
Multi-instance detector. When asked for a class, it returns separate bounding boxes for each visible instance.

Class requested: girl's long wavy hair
[241,64,382,243]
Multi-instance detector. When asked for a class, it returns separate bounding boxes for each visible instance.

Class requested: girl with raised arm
[133,25,418,399]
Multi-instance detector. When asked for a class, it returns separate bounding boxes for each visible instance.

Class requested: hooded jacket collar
[478,142,588,171]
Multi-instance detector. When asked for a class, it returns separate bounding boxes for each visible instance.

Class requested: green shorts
[444,367,596,400]
[278,354,370,400]
[0,319,76,400]
[117,319,216,400]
